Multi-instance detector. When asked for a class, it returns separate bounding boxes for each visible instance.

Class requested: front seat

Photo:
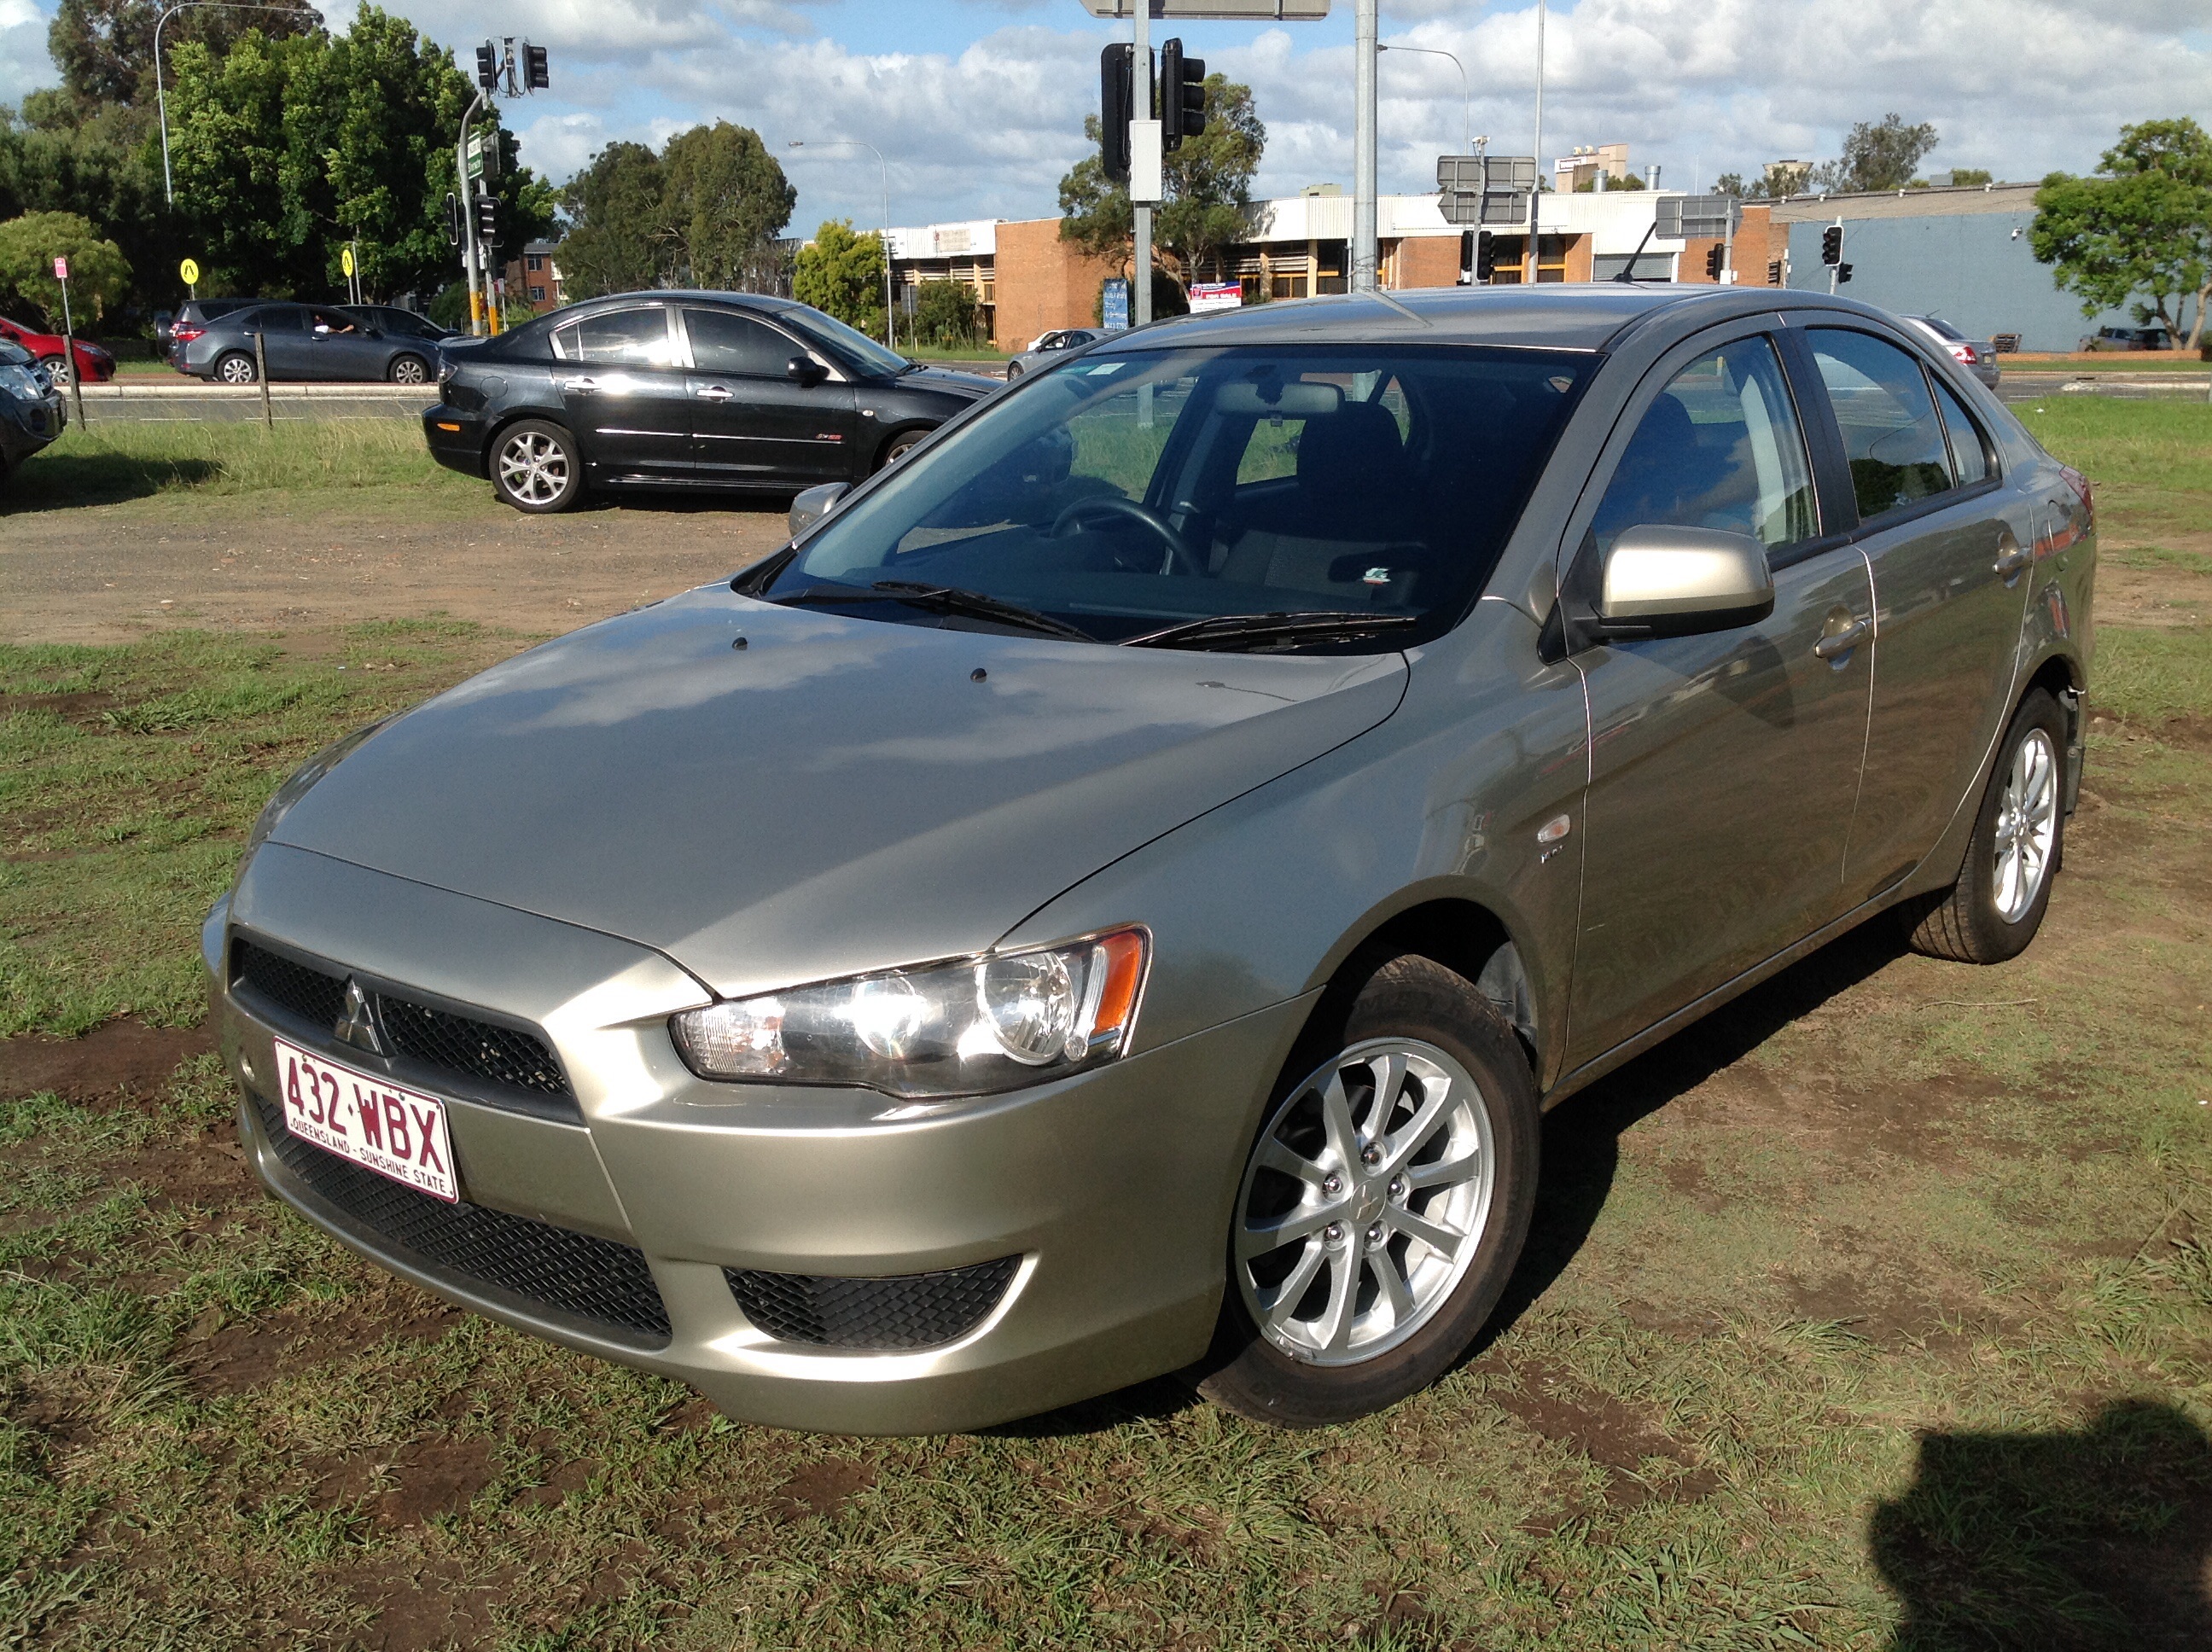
[1220,401,1418,596]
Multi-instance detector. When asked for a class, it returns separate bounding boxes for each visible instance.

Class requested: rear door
[1795,326,2035,903]
[246,305,311,377]
[679,306,857,486]
[550,305,693,481]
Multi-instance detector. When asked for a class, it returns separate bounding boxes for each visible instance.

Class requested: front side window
[243,306,305,334]
[684,308,797,377]
[553,306,676,365]
[1808,328,1953,522]
[1591,335,1818,556]
[763,344,1591,649]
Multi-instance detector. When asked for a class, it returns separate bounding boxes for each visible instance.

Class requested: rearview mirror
[785,355,827,387]
[1593,525,1774,637]
[787,481,849,539]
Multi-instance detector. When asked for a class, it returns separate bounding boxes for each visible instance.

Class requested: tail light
[172,325,205,345]
[2060,464,2093,529]
[1948,342,1977,365]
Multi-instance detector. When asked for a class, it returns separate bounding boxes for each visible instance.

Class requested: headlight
[671,928,1150,1098]
[244,718,391,856]
[0,365,39,398]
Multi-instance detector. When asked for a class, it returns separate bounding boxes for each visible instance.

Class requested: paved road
[1997,371,2211,404]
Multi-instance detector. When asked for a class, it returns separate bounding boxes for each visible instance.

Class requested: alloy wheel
[391,357,428,385]
[498,430,569,506]
[1233,1038,1495,1366]
[1993,725,2058,922]
[217,356,256,384]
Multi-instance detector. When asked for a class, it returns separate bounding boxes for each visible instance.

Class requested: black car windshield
[762,342,1591,649]
[789,307,910,378]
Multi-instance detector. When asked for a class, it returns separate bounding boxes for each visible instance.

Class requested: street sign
[52,256,67,280]
[1189,282,1242,313]
[1436,154,1535,226]
[341,247,355,276]
[179,257,200,285]
[1102,278,1130,330]
[1656,195,1741,240]
[1080,1,1329,15]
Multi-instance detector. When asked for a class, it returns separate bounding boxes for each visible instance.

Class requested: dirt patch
[182,1296,464,1396]
[0,689,119,723]
[0,1018,213,1102]
[769,1457,876,1521]
[342,1556,503,1652]
[374,1436,498,1527]
[1491,1361,1719,1511]
[105,1134,253,1211]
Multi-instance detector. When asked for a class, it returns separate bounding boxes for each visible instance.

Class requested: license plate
[270,1037,459,1203]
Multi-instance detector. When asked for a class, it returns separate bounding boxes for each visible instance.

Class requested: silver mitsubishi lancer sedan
[208,284,2094,1432]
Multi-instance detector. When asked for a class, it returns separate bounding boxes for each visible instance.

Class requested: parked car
[2081,325,2171,352]
[0,337,67,491]
[174,302,442,384]
[0,315,115,387]
[421,291,998,512]
[1005,327,1105,379]
[210,284,2093,1433]
[164,297,257,363]
[1904,314,2000,389]
[339,305,455,344]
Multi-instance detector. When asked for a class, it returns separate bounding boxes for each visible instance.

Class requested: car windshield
[787,307,910,377]
[762,342,1591,649]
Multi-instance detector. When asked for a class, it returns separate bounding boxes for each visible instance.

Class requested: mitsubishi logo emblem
[335,978,384,1056]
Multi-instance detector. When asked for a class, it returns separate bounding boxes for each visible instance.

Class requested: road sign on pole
[1436,154,1535,226]
[1655,195,1741,240]
[179,257,200,288]
[1080,1,1329,13]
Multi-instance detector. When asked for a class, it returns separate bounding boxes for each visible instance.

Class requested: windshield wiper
[774,579,1097,643]
[1121,610,1422,652]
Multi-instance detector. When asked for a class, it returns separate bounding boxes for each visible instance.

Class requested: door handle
[696,384,733,401]
[562,375,599,393]
[1994,538,2031,579]
[1813,618,1870,660]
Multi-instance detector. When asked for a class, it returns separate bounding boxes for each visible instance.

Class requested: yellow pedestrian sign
[179,258,199,285]
[341,247,355,276]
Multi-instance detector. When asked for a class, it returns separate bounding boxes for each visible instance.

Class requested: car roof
[1094,283,1890,355]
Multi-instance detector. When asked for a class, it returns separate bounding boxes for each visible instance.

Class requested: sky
[5,0,2210,236]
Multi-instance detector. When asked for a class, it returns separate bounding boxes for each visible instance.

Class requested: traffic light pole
[1132,4,1151,328]
[457,88,487,337]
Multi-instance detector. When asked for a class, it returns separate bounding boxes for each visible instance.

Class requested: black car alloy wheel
[492,420,582,513]
[388,354,430,386]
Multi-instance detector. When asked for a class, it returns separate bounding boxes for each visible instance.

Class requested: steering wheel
[1048,494,1206,578]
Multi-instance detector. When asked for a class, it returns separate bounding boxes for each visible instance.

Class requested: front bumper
[421,404,486,476]
[211,844,1307,1433]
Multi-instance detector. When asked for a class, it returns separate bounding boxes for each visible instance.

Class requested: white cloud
[1,0,52,107]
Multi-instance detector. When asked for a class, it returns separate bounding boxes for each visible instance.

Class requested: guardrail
[72,381,434,422]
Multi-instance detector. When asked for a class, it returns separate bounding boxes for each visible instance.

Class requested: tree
[1059,73,1265,295]
[557,142,668,299]
[1812,114,1940,194]
[0,210,133,325]
[1574,172,1645,192]
[911,278,979,349]
[659,121,795,290]
[46,0,323,113]
[2032,118,2212,353]
[792,218,884,338]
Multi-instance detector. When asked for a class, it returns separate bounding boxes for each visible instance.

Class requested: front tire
[876,428,928,470]
[491,419,582,514]
[1197,953,1540,1428]
[213,352,258,385]
[1904,688,2066,963]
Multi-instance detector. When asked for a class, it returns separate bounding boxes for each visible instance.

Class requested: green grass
[2016,398,2212,546]
[0,400,2208,1650]
[2006,356,2211,373]
[1,418,481,515]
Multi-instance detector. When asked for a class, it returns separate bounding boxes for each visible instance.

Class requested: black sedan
[421,292,999,513]
[175,303,442,385]
[0,338,67,491]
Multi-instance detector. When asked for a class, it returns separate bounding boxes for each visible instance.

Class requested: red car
[0,317,117,387]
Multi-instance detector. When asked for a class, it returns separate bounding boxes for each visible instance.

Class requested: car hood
[896,365,999,397]
[270,585,1407,998]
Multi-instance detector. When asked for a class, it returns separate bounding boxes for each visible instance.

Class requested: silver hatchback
[208,286,2093,1432]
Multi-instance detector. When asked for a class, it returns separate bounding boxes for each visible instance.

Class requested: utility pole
[1352,0,1377,292]
[1131,5,1154,326]
[1530,0,1545,282]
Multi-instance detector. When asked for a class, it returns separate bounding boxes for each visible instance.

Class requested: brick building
[502,241,564,314]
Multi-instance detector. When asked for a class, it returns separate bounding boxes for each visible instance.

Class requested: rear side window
[552,306,676,365]
[1591,335,1819,555]
[684,308,796,377]
[242,306,305,333]
[1933,381,1992,487]
[1807,329,1953,521]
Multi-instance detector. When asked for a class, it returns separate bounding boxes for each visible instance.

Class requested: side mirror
[787,481,849,539]
[1592,525,1775,637]
[785,355,827,387]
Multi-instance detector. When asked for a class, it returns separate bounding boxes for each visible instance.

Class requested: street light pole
[1352,0,1377,293]
[1377,43,1470,159]
[1530,0,1546,282]
[154,2,320,206]
[789,139,896,350]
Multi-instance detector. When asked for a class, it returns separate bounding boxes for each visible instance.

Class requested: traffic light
[478,130,502,182]
[1100,44,1133,185]
[1704,243,1725,280]
[443,192,462,247]
[474,41,498,90]
[1475,232,1496,283]
[1837,262,1854,284]
[1767,258,1784,285]
[474,194,499,248]
[1160,38,1205,152]
[1820,224,1842,265]
[523,43,549,90]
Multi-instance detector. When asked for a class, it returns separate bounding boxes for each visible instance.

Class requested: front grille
[725,1258,1019,1352]
[252,1091,670,1346]
[231,935,574,1112]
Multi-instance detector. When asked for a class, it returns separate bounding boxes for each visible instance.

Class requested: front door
[304,306,388,381]
[679,306,857,486]
[1563,329,1876,1067]
[247,305,311,378]
[551,305,693,481]
[1797,327,2036,902]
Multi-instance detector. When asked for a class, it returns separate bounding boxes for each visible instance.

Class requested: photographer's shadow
[1871,1399,2212,1649]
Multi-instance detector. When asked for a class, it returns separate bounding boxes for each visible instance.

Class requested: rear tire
[1903,689,2066,964]
[1196,953,1540,1428]
[213,352,258,385]
[490,419,582,514]
[387,353,430,386]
